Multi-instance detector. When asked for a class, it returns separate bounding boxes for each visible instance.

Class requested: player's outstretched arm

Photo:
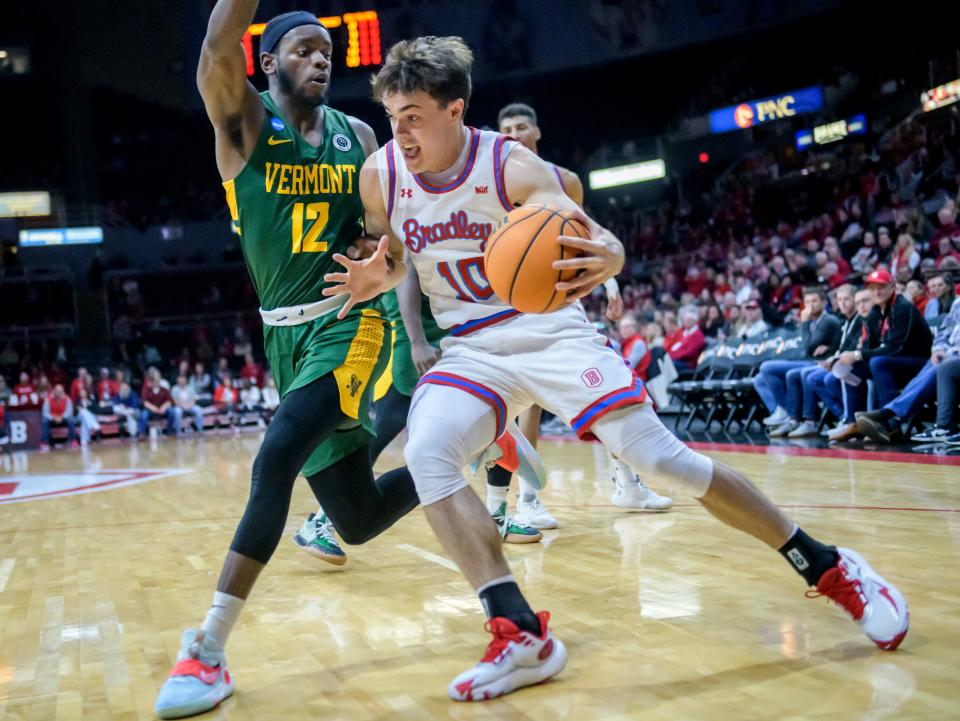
[504,145,624,303]
[320,156,409,319]
[197,0,265,179]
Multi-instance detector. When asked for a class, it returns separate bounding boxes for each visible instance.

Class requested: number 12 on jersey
[292,202,329,254]
[436,257,494,302]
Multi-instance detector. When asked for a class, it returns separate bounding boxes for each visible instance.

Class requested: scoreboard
[244,11,381,76]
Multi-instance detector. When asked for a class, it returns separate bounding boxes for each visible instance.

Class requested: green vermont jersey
[223,92,367,311]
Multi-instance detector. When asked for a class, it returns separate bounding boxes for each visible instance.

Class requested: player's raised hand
[552,208,625,304]
[323,235,391,319]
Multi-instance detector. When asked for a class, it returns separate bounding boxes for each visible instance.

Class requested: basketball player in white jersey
[496,102,671,523]
[360,37,909,702]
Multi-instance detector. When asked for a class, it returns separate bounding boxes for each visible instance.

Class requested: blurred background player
[498,102,671,518]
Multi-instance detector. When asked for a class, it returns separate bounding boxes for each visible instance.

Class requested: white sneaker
[448,611,567,701]
[514,495,558,529]
[763,407,789,426]
[768,420,798,437]
[787,420,819,438]
[612,479,673,512]
[155,629,234,718]
[291,512,347,565]
[807,548,909,650]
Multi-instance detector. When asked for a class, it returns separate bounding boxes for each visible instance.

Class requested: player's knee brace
[592,405,714,498]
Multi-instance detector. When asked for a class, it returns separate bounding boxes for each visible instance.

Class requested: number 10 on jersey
[436,257,494,302]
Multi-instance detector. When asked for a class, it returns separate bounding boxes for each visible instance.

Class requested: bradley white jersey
[375,127,526,335]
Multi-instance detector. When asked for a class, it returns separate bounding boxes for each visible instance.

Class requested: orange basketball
[483,205,588,314]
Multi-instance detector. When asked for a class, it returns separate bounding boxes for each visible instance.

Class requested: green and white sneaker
[292,512,347,566]
[492,502,542,544]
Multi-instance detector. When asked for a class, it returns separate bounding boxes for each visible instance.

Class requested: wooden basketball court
[1,433,957,720]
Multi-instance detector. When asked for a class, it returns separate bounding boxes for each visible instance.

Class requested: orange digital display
[244,11,381,75]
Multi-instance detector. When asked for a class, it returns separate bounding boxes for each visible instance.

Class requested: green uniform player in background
[156,7,419,718]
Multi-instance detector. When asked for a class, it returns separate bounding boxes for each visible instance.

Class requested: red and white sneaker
[807,548,909,650]
[448,611,567,701]
[155,629,234,718]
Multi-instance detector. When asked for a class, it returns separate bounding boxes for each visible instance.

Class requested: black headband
[261,12,323,55]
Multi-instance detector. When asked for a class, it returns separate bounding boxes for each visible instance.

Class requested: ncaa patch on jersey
[333,133,352,152]
[271,116,286,132]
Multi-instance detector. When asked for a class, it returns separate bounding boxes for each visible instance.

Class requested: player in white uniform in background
[365,37,908,701]
[497,102,671,519]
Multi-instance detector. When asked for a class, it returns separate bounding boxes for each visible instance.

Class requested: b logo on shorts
[581,368,603,388]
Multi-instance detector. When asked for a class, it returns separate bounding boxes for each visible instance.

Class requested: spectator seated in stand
[0,392,9,447]
[666,306,706,374]
[237,378,264,426]
[924,273,956,320]
[11,371,41,410]
[735,298,769,339]
[856,296,960,444]
[758,288,842,436]
[213,372,238,427]
[114,382,141,437]
[95,367,119,405]
[140,371,178,436]
[239,353,264,389]
[824,289,878,442]
[840,270,933,436]
[189,362,213,404]
[40,384,77,451]
[787,285,860,438]
[171,374,205,433]
[74,387,103,446]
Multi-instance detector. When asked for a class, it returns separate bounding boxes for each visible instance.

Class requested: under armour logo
[400,188,413,198]
[475,185,488,194]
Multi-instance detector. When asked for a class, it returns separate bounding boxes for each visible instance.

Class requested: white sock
[316,504,324,519]
[518,475,539,504]
[611,456,636,487]
[486,484,508,514]
[201,591,244,649]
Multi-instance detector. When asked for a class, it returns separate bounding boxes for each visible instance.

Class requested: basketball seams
[540,215,588,312]
[485,205,544,259]
[506,207,567,306]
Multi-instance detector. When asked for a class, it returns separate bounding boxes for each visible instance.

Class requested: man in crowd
[785,285,858,438]
[759,288,842,435]
[115,381,142,438]
[826,288,878,442]
[736,297,769,339]
[856,293,959,443]
[140,370,179,436]
[172,374,206,434]
[40,384,77,451]
[667,306,706,373]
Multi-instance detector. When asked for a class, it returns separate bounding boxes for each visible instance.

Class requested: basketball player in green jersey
[156,5,421,717]
[497,102,671,522]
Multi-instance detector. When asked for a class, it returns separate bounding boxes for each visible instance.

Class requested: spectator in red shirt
[12,371,40,409]
[618,314,653,380]
[139,375,178,436]
[70,367,93,404]
[667,307,707,373]
[96,367,120,404]
[240,353,264,388]
[661,311,682,353]
[40,384,77,451]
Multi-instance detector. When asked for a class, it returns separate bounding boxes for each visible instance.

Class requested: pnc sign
[710,86,824,134]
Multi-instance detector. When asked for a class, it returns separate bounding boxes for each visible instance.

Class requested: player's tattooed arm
[197,0,265,179]
[503,145,625,303]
